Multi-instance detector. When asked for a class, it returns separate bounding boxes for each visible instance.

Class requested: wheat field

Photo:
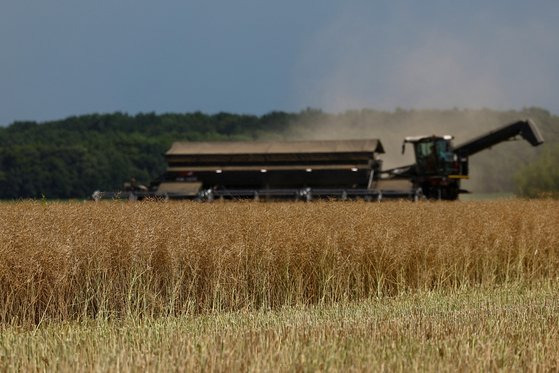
[0,199,558,371]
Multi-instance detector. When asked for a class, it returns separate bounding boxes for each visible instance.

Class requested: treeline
[0,112,295,198]
[0,108,557,199]
[515,145,559,198]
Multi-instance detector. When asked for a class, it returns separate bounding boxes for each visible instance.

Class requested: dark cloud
[0,1,557,125]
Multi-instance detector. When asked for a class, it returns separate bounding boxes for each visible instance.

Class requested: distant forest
[0,107,557,199]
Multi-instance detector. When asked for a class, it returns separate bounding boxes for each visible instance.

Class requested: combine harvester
[92,119,543,201]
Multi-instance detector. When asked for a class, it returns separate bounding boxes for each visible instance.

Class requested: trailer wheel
[413,188,425,202]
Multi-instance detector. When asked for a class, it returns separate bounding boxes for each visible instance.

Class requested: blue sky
[1,0,558,125]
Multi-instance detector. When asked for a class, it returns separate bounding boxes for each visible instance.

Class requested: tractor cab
[402,135,464,177]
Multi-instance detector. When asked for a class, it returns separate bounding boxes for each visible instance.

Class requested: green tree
[515,144,559,198]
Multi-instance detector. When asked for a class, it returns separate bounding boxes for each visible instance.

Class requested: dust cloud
[282,5,553,192]
[282,109,504,169]
[278,108,541,193]
[290,4,557,115]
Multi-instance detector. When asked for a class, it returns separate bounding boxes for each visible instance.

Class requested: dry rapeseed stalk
[0,199,557,324]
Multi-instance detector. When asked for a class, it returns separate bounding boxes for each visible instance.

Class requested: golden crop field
[1,199,558,371]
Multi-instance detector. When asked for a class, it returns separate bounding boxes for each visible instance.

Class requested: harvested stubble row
[0,200,557,324]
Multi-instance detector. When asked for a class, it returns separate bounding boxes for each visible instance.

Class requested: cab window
[417,141,435,159]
